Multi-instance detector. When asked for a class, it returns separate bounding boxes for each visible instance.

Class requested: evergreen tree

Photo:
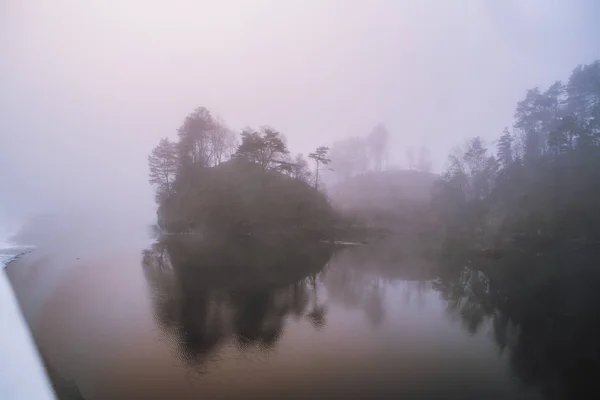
[496,128,514,168]
[308,146,331,190]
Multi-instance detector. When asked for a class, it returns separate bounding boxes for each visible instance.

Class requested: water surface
[8,234,531,399]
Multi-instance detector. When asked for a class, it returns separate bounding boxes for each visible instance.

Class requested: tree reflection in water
[321,236,434,328]
[142,236,335,368]
[433,245,600,399]
[141,236,431,369]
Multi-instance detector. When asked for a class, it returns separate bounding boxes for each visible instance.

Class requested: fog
[1,0,599,226]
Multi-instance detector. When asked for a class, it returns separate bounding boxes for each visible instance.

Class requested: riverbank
[1,245,35,269]
[1,257,55,399]
[5,232,153,399]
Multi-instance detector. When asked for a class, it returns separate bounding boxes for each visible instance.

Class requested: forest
[435,60,600,250]
[149,59,600,245]
[146,59,600,399]
[149,59,600,247]
[432,60,600,399]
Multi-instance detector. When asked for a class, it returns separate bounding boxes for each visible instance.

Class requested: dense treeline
[433,60,600,399]
[148,107,333,236]
[436,60,600,249]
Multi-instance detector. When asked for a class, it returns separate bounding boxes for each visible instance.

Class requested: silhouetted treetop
[234,127,289,171]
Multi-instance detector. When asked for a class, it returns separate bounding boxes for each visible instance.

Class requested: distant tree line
[327,124,389,184]
[432,60,600,399]
[435,60,600,248]
[405,145,432,173]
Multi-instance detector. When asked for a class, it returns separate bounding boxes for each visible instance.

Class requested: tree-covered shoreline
[435,60,600,251]
[149,107,335,237]
[433,60,600,399]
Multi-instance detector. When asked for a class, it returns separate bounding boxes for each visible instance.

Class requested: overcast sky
[1,0,599,224]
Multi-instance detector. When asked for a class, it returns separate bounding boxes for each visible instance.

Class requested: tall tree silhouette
[496,128,514,169]
[177,107,215,168]
[367,123,389,171]
[148,138,178,203]
[309,146,331,190]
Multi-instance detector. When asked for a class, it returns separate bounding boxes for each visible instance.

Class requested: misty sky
[1,0,599,224]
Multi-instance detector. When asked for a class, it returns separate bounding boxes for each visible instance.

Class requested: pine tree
[308,146,331,190]
[496,128,514,168]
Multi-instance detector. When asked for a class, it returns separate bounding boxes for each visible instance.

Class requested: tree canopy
[177,107,236,169]
[234,127,290,171]
[432,61,600,400]
[436,59,600,249]
[149,108,334,236]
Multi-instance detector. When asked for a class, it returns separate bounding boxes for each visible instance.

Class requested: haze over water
[3,2,600,399]
[7,233,526,400]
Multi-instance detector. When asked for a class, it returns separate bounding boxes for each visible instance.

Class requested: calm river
[7,232,536,399]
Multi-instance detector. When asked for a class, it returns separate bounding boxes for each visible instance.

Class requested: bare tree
[148,138,178,202]
[177,107,215,168]
[210,117,237,165]
[367,123,389,171]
